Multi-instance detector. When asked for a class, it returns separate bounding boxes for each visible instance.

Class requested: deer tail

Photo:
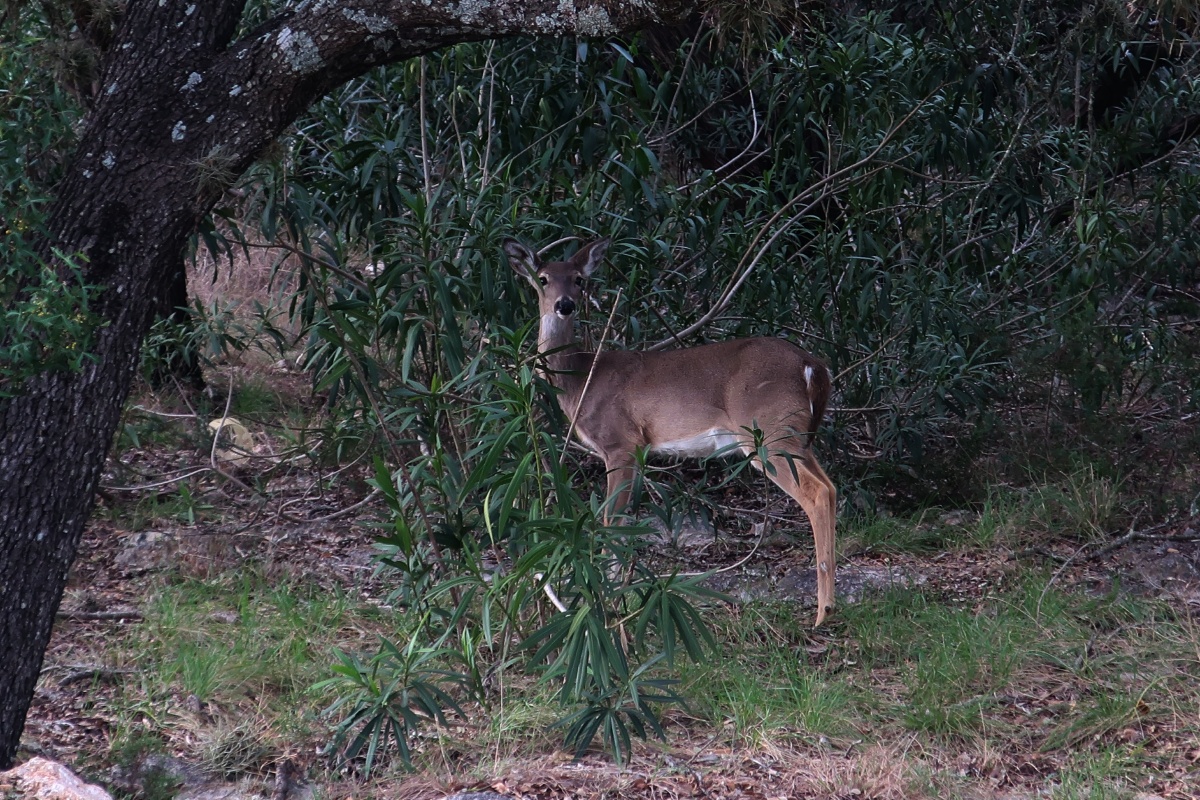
[803,357,832,436]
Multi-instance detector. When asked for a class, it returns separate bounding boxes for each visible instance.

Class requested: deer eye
[537,275,548,286]
[574,277,584,287]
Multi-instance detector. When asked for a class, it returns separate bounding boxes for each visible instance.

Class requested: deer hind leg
[762,442,838,627]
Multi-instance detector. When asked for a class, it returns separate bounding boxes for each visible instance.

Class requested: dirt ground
[18,382,1200,798]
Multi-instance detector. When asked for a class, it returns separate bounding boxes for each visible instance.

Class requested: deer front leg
[602,456,638,526]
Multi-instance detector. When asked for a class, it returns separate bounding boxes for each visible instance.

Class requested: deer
[504,237,838,626]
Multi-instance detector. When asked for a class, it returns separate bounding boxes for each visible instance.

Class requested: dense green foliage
[0,16,98,396]
[250,7,1200,459]
[198,3,1200,769]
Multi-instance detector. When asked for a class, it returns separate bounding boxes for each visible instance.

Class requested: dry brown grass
[188,243,299,321]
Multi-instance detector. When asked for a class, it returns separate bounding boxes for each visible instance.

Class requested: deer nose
[554,298,576,317]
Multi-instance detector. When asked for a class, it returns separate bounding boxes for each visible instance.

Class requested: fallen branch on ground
[55,609,143,622]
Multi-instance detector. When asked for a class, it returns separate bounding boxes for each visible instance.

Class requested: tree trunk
[0,0,688,769]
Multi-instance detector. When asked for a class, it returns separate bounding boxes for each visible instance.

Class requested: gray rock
[2,757,113,800]
[114,531,178,571]
[176,783,267,800]
[704,563,923,606]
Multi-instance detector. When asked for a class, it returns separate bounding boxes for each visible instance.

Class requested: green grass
[840,461,1128,558]
[97,567,382,772]
[675,566,1196,795]
[970,487,1023,547]
[1013,464,1125,544]
[75,495,1199,797]
[681,603,860,744]
[94,487,216,531]
[840,510,962,555]
[114,411,190,452]
[227,379,285,418]
[171,641,228,701]
[1049,747,1149,800]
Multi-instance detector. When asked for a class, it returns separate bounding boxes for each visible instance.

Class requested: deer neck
[537,313,593,399]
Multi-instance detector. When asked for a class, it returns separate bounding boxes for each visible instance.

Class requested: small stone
[114,531,178,571]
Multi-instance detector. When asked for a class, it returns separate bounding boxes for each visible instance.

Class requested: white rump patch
[804,365,815,416]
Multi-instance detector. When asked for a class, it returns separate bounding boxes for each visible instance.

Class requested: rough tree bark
[0,0,689,768]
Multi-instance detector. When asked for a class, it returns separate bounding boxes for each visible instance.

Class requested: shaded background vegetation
[210,1,1200,501]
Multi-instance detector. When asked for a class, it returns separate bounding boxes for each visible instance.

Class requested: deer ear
[503,239,538,278]
[575,237,610,277]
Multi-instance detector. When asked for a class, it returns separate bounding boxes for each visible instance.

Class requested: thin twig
[678,520,770,578]
[834,326,910,384]
[1037,541,1089,618]
[560,287,624,465]
[276,487,382,523]
[205,371,260,496]
[129,405,202,419]
[534,571,568,612]
[243,238,370,291]
[1032,516,1199,615]
[48,666,136,687]
[657,33,701,134]
[678,91,762,193]
[103,468,212,492]
[419,55,432,205]
[1086,518,1199,561]
[55,609,143,622]
[208,372,236,469]
[650,90,941,351]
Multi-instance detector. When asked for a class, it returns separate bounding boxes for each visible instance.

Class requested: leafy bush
[0,15,96,396]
